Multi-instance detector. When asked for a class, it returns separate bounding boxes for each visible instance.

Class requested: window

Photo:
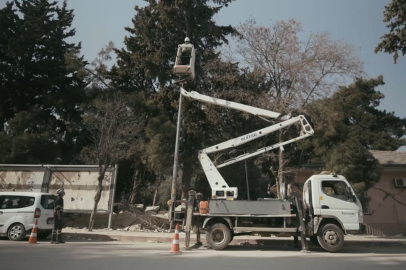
[0,196,22,209]
[41,195,56,210]
[321,181,351,201]
[20,196,35,208]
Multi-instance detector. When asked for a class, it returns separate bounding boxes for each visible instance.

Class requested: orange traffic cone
[170,224,182,253]
[28,219,38,244]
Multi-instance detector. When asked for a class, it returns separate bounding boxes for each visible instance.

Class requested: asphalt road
[1,239,405,270]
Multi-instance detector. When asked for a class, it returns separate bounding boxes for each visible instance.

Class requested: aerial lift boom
[180,88,314,200]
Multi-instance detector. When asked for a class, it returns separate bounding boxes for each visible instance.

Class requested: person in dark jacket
[51,188,65,244]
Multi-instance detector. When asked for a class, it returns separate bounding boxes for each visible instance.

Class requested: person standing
[51,188,65,244]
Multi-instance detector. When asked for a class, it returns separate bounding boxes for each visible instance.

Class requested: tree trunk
[152,186,158,206]
[152,176,163,206]
[181,161,192,199]
[129,162,141,204]
[88,175,104,232]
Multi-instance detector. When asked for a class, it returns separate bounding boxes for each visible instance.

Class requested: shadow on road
[201,243,406,255]
[0,236,113,244]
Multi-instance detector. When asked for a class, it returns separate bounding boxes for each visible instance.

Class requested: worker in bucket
[51,188,65,244]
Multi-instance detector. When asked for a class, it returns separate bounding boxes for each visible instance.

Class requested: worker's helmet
[57,188,65,196]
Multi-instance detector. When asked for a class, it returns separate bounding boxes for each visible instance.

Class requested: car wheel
[317,223,344,252]
[205,223,231,250]
[8,223,26,241]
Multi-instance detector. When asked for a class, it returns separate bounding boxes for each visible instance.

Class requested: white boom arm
[181,88,314,199]
[181,89,290,121]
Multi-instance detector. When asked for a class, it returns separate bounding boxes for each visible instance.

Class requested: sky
[1,0,405,149]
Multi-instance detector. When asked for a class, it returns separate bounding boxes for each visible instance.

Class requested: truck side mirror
[346,186,357,203]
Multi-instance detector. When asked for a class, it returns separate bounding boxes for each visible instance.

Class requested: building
[290,151,406,236]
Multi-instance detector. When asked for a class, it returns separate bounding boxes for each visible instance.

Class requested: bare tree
[84,94,145,231]
[229,19,365,197]
[65,41,115,90]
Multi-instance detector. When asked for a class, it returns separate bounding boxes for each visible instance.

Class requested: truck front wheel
[206,223,231,250]
[317,223,344,252]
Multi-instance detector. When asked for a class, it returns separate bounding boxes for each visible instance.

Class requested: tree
[229,19,364,197]
[111,0,236,91]
[82,94,145,231]
[375,0,406,63]
[0,0,87,164]
[300,76,406,204]
[109,0,238,202]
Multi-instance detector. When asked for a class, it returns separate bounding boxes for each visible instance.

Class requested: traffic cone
[170,224,182,253]
[28,219,38,244]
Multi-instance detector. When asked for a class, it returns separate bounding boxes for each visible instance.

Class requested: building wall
[0,165,116,212]
[290,166,406,236]
[363,167,406,236]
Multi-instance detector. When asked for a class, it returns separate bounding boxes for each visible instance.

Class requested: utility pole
[170,37,195,230]
[169,88,183,230]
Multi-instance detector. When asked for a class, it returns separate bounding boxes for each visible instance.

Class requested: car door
[318,179,360,231]
[17,196,36,229]
[0,195,22,233]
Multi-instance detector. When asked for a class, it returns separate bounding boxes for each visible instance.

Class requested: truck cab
[302,173,364,251]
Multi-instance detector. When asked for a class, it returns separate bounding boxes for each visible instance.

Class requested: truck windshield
[321,181,350,201]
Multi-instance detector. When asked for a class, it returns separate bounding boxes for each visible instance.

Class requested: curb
[63,232,406,247]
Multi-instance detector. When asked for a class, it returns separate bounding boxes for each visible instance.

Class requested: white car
[0,192,56,241]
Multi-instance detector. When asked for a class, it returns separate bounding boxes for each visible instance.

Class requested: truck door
[318,179,359,231]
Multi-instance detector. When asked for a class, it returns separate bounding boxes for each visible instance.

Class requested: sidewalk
[62,228,406,247]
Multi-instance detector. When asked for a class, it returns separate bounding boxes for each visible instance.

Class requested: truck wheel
[206,223,231,250]
[317,224,344,252]
[309,236,320,247]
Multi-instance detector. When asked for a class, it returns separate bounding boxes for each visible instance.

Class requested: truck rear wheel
[317,224,344,252]
[206,223,231,250]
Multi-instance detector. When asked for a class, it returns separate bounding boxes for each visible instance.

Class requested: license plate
[47,218,54,224]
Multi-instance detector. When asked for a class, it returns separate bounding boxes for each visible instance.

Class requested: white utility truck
[170,38,364,253]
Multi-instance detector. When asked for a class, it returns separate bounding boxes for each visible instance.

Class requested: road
[0,239,405,270]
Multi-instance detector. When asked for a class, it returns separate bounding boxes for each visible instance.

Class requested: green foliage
[109,0,240,200]
[300,76,406,196]
[375,0,406,63]
[0,0,87,164]
[110,0,237,91]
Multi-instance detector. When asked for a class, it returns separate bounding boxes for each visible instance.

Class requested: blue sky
[65,0,403,117]
[1,0,405,148]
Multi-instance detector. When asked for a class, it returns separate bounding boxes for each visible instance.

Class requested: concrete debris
[129,224,142,231]
[135,204,144,209]
[145,206,160,213]
[151,213,169,220]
